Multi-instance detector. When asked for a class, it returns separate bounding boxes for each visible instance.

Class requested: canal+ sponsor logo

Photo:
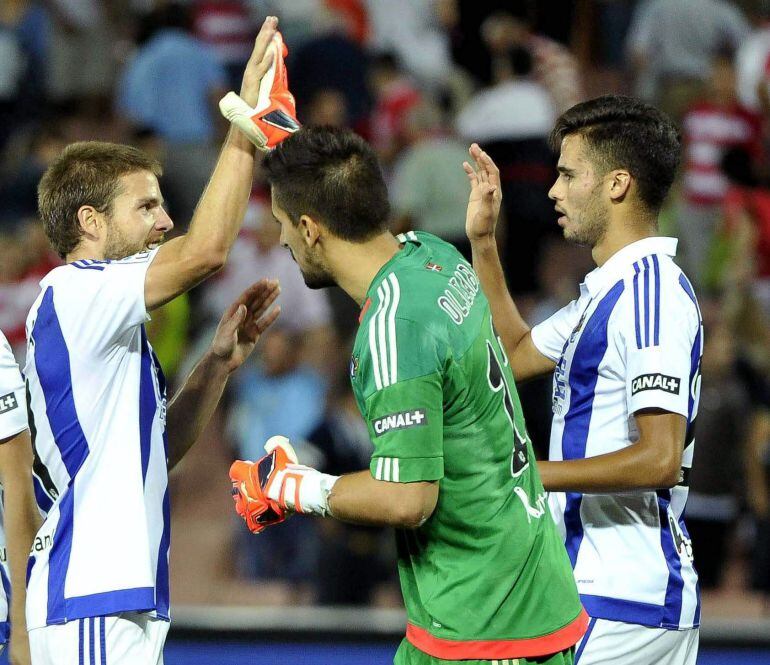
[631,373,681,396]
[372,409,427,437]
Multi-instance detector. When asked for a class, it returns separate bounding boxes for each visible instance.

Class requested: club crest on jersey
[569,311,588,343]
[631,373,681,396]
[0,392,18,414]
[372,409,427,436]
[350,355,359,379]
[425,261,443,272]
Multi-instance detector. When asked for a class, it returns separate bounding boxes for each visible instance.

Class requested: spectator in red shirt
[678,51,763,286]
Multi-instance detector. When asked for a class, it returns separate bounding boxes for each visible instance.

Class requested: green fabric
[394,638,575,664]
[351,232,583,652]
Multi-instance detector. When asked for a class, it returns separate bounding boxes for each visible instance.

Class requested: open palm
[463,143,503,243]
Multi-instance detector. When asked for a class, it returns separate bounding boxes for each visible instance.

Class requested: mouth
[146,236,165,250]
[554,208,568,226]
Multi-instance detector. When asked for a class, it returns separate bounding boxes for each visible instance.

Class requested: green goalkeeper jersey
[350,232,587,661]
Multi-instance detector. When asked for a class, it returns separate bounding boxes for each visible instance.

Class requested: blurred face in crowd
[101,170,173,260]
[709,57,737,106]
[271,195,336,290]
[549,134,611,247]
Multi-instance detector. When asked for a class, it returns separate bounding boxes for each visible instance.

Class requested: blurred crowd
[3,0,770,612]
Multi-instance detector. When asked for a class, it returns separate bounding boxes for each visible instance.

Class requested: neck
[592,210,658,267]
[66,244,105,263]
[329,232,401,305]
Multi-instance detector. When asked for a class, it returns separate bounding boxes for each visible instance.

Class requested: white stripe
[392,457,400,482]
[377,281,391,387]
[407,231,418,241]
[383,457,391,482]
[368,293,386,390]
[387,274,400,386]
[395,233,407,243]
[375,457,384,480]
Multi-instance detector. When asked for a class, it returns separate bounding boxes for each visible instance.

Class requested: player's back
[352,232,586,660]
[23,253,170,629]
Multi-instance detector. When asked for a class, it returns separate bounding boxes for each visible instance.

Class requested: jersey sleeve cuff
[370,455,443,483]
[629,392,689,418]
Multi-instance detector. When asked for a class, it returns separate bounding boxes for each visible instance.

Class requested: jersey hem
[405,607,589,659]
[579,594,700,630]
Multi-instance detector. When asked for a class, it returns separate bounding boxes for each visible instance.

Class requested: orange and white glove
[229,436,338,534]
[219,31,300,151]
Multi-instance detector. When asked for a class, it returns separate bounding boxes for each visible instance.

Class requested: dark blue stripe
[574,616,596,664]
[155,487,171,619]
[0,564,11,643]
[139,328,156,485]
[32,287,90,478]
[632,263,642,349]
[658,491,684,627]
[642,256,651,348]
[580,593,665,627]
[78,618,84,665]
[71,263,104,270]
[652,255,661,346]
[89,617,95,665]
[561,279,625,565]
[563,493,583,567]
[63,587,156,619]
[694,580,702,625]
[47,485,75,623]
[33,476,53,515]
[101,616,106,665]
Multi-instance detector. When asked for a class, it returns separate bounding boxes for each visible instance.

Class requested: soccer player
[465,95,701,664]
[228,126,589,664]
[0,331,41,665]
[23,17,286,664]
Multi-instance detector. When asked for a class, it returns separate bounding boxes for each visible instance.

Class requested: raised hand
[463,143,503,243]
[211,279,280,373]
[239,16,279,106]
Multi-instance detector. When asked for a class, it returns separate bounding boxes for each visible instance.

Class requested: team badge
[350,355,359,379]
[425,262,443,272]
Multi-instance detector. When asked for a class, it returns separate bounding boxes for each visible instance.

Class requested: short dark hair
[38,141,162,258]
[262,126,390,241]
[550,95,681,211]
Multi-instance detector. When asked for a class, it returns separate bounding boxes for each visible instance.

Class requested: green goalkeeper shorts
[394,639,575,665]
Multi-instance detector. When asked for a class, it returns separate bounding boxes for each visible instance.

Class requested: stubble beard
[563,187,609,249]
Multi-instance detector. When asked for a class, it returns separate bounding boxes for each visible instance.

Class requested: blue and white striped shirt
[531,237,702,630]
[23,250,170,629]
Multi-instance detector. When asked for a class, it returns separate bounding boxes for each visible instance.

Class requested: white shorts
[575,618,698,665]
[29,612,169,665]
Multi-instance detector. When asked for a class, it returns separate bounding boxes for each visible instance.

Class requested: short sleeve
[357,317,445,483]
[58,249,158,350]
[0,332,27,440]
[530,298,583,363]
[620,277,699,418]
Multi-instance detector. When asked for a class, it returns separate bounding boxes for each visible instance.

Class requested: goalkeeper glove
[219,31,300,151]
[230,436,338,534]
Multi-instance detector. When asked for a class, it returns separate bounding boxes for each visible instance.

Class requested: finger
[463,161,480,187]
[237,279,277,309]
[222,304,248,338]
[248,16,278,65]
[244,279,280,315]
[254,305,281,335]
[480,150,501,187]
[250,284,280,320]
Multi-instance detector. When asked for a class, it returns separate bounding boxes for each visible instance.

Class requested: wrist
[287,469,339,517]
[469,234,497,252]
[205,348,237,376]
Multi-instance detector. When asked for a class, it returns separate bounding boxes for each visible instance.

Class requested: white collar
[582,237,678,298]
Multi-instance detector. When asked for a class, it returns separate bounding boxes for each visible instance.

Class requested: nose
[548,178,561,202]
[157,207,174,232]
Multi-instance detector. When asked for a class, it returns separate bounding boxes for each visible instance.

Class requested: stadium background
[2,0,770,662]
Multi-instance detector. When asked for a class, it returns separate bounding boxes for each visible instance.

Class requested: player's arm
[144,17,279,311]
[328,471,438,528]
[166,281,279,470]
[463,144,555,381]
[0,428,40,665]
[538,409,686,492]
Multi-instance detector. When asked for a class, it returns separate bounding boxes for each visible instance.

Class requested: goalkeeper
[228,126,588,664]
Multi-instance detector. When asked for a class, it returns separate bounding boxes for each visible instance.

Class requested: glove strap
[292,471,339,517]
